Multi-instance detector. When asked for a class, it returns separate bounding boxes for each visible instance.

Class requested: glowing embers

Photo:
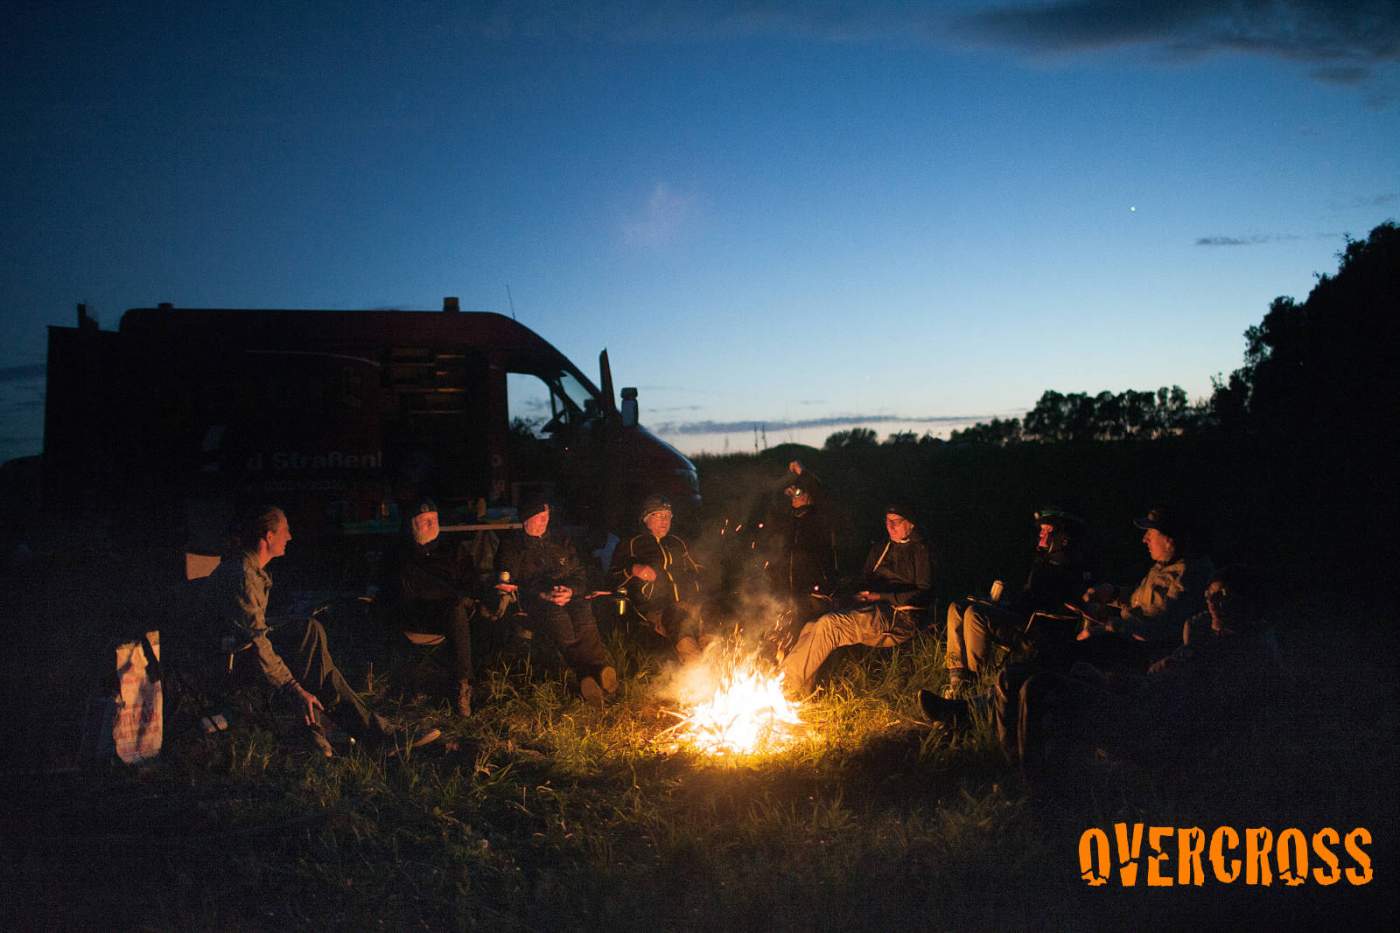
[662,644,804,757]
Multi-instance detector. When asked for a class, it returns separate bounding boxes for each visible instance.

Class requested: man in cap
[204,505,440,757]
[780,502,934,696]
[925,566,1280,795]
[1073,505,1214,664]
[942,505,1092,697]
[610,493,707,664]
[921,504,1214,755]
[494,496,617,705]
[384,498,483,717]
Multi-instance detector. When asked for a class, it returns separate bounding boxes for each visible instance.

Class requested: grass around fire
[4,445,1398,929]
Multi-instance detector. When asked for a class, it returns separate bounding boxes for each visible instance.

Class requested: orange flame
[663,648,803,757]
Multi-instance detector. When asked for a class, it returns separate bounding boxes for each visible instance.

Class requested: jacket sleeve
[210,560,294,689]
[609,535,642,594]
[1116,557,1214,644]
[864,540,933,608]
[892,542,934,609]
[675,537,703,598]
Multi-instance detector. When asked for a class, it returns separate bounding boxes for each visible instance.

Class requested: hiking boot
[307,725,334,759]
[599,665,619,696]
[456,680,473,718]
[579,675,605,708]
[919,689,969,726]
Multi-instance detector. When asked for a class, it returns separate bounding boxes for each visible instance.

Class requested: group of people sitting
[195,492,706,757]
[195,466,1279,776]
[919,504,1282,793]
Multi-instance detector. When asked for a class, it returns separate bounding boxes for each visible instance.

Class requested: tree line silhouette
[935,221,1398,449]
[810,221,1397,592]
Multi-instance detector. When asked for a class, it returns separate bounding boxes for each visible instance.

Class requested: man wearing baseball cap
[1077,505,1214,657]
[943,505,1092,698]
[610,493,707,664]
[780,501,933,696]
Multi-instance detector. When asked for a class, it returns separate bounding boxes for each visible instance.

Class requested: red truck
[43,299,699,556]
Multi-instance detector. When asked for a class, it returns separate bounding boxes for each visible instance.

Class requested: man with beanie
[780,502,933,696]
[610,493,707,664]
[943,505,1092,697]
[494,497,617,706]
[384,498,482,717]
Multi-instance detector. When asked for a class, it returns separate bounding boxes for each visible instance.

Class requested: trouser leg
[441,600,475,682]
[290,617,384,738]
[994,662,1037,763]
[945,602,969,678]
[780,608,886,694]
[963,604,1016,675]
[537,601,612,678]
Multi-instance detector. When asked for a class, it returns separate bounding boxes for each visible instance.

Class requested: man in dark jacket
[610,493,707,664]
[495,498,617,706]
[384,498,482,717]
[780,502,933,696]
[768,461,839,631]
[943,505,1091,696]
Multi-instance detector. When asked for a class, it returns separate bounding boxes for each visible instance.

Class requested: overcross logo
[1078,823,1373,887]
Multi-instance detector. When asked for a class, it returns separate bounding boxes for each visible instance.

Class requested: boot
[579,674,605,708]
[919,689,969,726]
[675,636,702,666]
[456,679,473,718]
[599,665,619,696]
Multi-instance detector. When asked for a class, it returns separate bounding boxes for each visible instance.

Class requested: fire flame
[663,649,804,757]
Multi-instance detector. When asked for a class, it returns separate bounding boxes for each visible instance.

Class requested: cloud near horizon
[464,2,1399,86]
[951,0,1400,83]
[652,412,991,435]
[1193,231,1345,246]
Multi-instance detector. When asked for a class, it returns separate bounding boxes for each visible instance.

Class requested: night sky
[3,1,1397,461]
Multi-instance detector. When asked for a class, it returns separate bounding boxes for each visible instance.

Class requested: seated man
[780,502,933,696]
[494,497,617,706]
[203,505,439,757]
[610,494,707,665]
[384,498,483,718]
[1070,505,1214,668]
[943,505,1091,697]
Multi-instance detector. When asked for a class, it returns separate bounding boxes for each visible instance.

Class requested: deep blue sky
[3,1,1397,459]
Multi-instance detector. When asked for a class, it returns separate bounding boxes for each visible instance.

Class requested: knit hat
[884,501,916,523]
[411,497,438,518]
[639,493,672,523]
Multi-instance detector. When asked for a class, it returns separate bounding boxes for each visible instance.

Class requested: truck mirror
[621,387,639,429]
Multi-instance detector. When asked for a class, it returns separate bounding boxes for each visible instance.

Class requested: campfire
[660,642,805,757]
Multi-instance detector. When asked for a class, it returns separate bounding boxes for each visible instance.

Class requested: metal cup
[989,579,1005,603]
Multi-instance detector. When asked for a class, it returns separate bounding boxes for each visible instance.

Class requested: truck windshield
[507,369,599,437]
